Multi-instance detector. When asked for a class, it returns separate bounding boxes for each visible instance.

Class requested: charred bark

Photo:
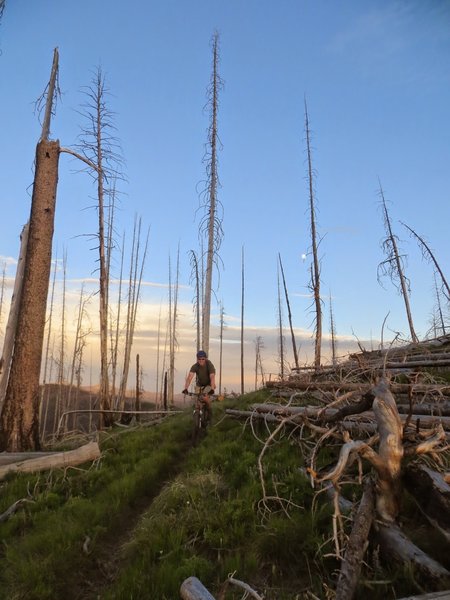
[0,140,60,451]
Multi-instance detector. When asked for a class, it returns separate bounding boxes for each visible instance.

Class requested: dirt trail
[71,428,196,600]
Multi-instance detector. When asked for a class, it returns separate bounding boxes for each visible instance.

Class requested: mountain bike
[184,389,214,446]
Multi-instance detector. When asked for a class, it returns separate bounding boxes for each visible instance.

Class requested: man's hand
[182,389,189,395]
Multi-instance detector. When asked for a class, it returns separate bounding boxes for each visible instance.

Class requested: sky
[0,1,449,394]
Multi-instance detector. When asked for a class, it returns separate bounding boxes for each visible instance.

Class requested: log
[267,380,450,396]
[321,476,450,583]
[180,576,215,600]
[396,591,450,599]
[374,521,450,582]
[335,480,375,600]
[404,463,450,540]
[246,403,450,431]
[0,441,100,480]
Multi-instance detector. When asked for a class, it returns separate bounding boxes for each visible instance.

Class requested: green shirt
[190,359,216,387]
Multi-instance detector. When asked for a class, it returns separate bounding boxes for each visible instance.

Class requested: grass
[0,390,441,599]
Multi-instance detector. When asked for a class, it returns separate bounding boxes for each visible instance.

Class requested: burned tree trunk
[0,140,60,451]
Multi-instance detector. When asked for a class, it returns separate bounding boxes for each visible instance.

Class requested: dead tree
[276,264,285,380]
[117,218,149,414]
[278,253,299,370]
[254,336,265,390]
[75,67,123,427]
[218,302,225,395]
[200,31,224,354]
[402,221,450,302]
[168,246,180,406]
[304,100,322,369]
[0,223,29,411]
[0,50,60,451]
[240,246,245,395]
[378,186,418,343]
[329,293,338,366]
[189,250,202,352]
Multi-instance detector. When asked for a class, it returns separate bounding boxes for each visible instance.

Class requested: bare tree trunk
[276,264,285,380]
[304,101,322,370]
[0,223,29,410]
[55,250,67,432]
[169,247,180,406]
[201,31,223,354]
[0,140,60,451]
[40,251,57,437]
[329,293,337,366]
[240,246,245,395]
[219,302,224,395]
[190,251,202,352]
[378,187,418,343]
[278,253,299,370]
[135,353,140,422]
[118,218,149,415]
[110,232,125,409]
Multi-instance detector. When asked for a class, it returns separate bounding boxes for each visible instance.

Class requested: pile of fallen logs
[227,359,450,598]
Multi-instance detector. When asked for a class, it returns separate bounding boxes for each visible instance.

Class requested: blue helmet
[196,350,207,359]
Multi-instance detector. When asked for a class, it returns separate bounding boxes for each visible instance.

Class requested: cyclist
[182,350,216,422]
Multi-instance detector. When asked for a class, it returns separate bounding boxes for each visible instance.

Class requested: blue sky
[0,1,449,392]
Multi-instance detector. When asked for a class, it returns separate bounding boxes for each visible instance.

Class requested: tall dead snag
[377,186,418,343]
[329,293,338,366]
[168,246,180,406]
[278,253,299,370]
[0,223,29,411]
[240,246,245,395]
[401,221,450,303]
[75,67,123,427]
[200,31,224,354]
[276,263,285,380]
[304,100,322,369]
[218,302,225,395]
[189,250,202,352]
[118,217,149,415]
[0,50,60,451]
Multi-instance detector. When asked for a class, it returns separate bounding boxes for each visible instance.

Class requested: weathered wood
[396,591,450,600]
[266,380,450,396]
[180,576,215,600]
[374,521,450,581]
[0,441,100,480]
[335,480,375,600]
[404,463,450,540]
[0,451,55,466]
[244,403,450,431]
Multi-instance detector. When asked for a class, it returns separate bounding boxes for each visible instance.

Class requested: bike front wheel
[192,410,201,445]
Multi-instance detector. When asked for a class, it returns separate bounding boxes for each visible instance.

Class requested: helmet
[196,350,207,359]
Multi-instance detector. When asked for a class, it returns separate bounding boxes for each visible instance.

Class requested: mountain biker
[182,350,216,422]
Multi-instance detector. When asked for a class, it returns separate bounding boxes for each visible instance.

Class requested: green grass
[0,392,441,599]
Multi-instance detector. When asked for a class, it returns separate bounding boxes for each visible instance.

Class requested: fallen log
[0,441,101,481]
[325,481,450,584]
[396,591,450,599]
[335,480,375,600]
[373,521,450,582]
[246,403,450,431]
[404,463,450,541]
[180,576,215,600]
[267,381,450,396]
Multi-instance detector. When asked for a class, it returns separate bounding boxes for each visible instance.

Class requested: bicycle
[183,388,214,446]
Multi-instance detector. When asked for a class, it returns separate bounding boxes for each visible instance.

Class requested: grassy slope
[0,391,439,599]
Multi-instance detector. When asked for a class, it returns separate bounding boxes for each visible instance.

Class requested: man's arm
[209,372,216,391]
[184,370,195,391]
